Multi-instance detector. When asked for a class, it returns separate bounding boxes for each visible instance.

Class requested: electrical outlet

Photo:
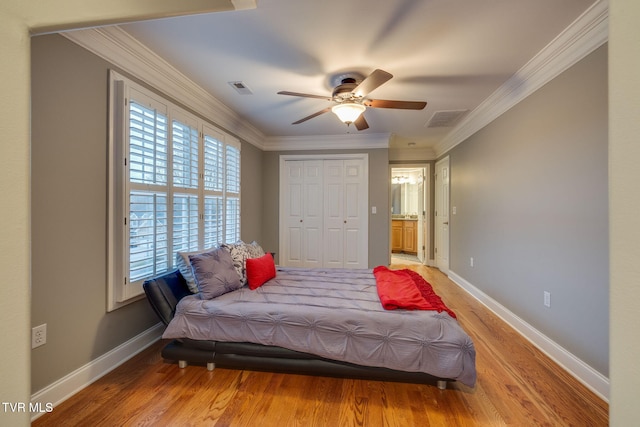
[32,324,47,349]
[544,291,551,308]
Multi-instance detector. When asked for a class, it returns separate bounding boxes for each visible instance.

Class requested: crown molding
[435,0,609,157]
[62,26,266,149]
[263,133,391,152]
[232,0,258,10]
[389,147,436,162]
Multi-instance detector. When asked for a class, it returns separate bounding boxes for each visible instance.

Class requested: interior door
[342,159,367,268]
[303,161,323,267]
[324,159,367,268]
[282,160,304,266]
[435,157,450,274]
[280,155,368,269]
[282,160,323,267]
[323,160,344,268]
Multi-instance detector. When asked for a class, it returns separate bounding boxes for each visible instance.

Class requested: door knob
[443,221,449,225]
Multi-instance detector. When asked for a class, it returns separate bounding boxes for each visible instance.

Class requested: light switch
[452,206,457,215]
[371,206,377,214]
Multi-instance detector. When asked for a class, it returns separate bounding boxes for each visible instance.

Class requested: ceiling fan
[277,69,427,131]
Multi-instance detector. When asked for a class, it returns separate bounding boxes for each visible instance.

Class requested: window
[108,71,241,310]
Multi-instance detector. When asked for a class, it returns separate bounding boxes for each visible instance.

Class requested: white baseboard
[448,270,609,402]
[30,323,164,421]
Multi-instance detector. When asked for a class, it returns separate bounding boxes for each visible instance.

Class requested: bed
[143,246,476,390]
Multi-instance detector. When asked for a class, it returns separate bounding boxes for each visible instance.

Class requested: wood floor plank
[32,264,608,426]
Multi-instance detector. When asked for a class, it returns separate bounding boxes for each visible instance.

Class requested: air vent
[426,110,468,128]
[228,81,253,95]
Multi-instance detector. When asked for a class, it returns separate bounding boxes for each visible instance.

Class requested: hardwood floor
[33,265,608,426]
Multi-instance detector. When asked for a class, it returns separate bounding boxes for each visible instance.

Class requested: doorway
[389,165,430,265]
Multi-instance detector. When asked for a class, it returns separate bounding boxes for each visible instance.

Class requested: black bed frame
[143,269,450,389]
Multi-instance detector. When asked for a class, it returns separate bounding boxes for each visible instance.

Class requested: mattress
[162,267,477,387]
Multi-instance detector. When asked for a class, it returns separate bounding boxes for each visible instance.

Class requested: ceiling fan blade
[354,114,369,131]
[353,69,393,97]
[278,91,332,101]
[365,99,427,110]
[292,107,332,124]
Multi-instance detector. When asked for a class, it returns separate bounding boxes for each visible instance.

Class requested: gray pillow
[176,248,217,293]
[189,248,242,299]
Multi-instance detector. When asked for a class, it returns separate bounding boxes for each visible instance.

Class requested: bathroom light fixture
[392,175,409,184]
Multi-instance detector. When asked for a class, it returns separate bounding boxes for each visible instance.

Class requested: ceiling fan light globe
[331,103,366,124]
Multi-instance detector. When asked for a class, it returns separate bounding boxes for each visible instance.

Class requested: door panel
[344,228,360,266]
[324,227,343,267]
[287,227,302,263]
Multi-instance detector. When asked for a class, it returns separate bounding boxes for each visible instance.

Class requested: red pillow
[246,253,276,290]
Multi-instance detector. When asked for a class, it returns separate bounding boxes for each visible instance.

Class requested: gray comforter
[163,267,477,387]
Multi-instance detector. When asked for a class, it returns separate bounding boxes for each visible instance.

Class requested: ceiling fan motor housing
[332,78,361,103]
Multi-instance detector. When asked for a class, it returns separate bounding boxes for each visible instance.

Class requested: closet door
[324,159,367,268]
[280,155,368,269]
[323,160,344,268]
[282,160,323,267]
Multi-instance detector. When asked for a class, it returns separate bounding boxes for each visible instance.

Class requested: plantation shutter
[225,141,241,242]
[172,115,200,255]
[110,72,243,310]
[126,95,170,284]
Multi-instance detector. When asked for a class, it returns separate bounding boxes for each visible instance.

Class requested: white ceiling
[120,0,595,151]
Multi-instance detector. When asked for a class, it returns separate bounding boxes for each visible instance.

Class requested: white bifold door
[281,160,323,268]
[280,156,368,269]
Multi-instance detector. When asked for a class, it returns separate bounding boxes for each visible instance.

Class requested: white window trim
[108,70,241,311]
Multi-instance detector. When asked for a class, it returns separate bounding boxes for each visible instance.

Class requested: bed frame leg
[178,360,188,369]
[207,362,215,371]
[437,380,447,390]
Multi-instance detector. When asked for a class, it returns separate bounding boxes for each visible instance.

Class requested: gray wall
[30,34,263,392]
[240,141,264,243]
[31,33,158,392]
[261,148,390,267]
[447,45,609,375]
